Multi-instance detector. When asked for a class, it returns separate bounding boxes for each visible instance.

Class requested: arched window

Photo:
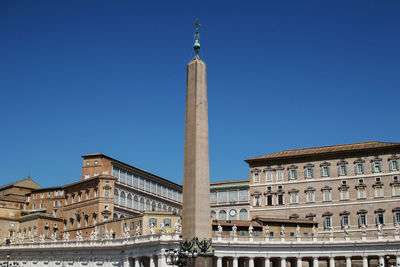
[157,203,162,211]
[120,191,125,206]
[127,194,132,208]
[114,189,119,205]
[219,210,227,220]
[146,199,150,211]
[113,213,118,220]
[120,215,125,219]
[140,198,144,211]
[211,210,216,220]
[168,206,172,212]
[173,208,177,214]
[239,209,248,220]
[152,201,156,211]
[163,204,167,211]
[133,196,138,210]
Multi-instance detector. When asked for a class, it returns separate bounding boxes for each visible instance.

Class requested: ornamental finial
[193,18,201,57]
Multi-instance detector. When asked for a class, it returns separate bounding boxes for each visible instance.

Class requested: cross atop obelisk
[193,18,201,56]
[182,19,212,266]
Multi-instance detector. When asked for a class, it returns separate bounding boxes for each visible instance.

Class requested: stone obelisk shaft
[182,56,211,241]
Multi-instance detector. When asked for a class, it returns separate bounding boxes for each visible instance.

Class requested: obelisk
[182,20,212,266]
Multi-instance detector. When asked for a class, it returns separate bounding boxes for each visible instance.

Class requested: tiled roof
[245,141,400,162]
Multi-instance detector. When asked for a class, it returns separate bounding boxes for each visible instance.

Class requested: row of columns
[215,255,400,267]
[124,254,167,267]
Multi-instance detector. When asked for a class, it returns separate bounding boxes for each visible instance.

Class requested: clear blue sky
[1,1,399,188]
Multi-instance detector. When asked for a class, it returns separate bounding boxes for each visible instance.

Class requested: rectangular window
[355,163,364,174]
[266,171,272,182]
[94,189,98,198]
[217,191,227,203]
[266,195,273,205]
[358,188,366,198]
[239,190,248,201]
[254,195,260,206]
[289,169,297,180]
[305,168,313,178]
[161,186,166,197]
[253,172,259,183]
[390,160,399,171]
[210,192,217,203]
[394,212,400,224]
[151,182,156,194]
[322,166,329,177]
[112,166,119,178]
[393,185,400,196]
[278,194,284,205]
[376,213,384,225]
[359,214,366,226]
[168,188,173,199]
[340,189,349,200]
[127,173,132,185]
[306,191,315,202]
[156,183,161,195]
[163,219,171,227]
[139,177,144,190]
[342,215,349,226]
[149,218,157,227]
[323,190,331,201]
[290,192,298,203]
[339,165,347,176]
[133,175,139,188]
[276,170,283,181]
[145,180,150,192]
[120,171,126,183]
[324,216,332,228]
[229,190,238,202]
[373,162,382,173]
[375,187,384,198]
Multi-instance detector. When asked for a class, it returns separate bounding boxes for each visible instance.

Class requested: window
[211,210,216,219]
[78,193,82,201]
[103,216,108,222]
[372,161,382,173]
[253,172,260,183]
[392,184,400,196]
[359,214,367,226]
[217,191,227,203]
[130,222,135,229]
[254,195,260,206]
[266,195,273,205]
[139,177,144,190]
[394,212,400,224]
[357,187,366,199]
[376,211,384,225]
[40,193,44,199]
[86,161,90,166]
[339,165,347,176]
[276,170,283,181]
[289,169,297,180]
[140,198,144,211]
[146,199,150,211]
[127,194,132,208]
[133,175,139,188]
[340,189,349,200]
[104,189,110,196]
[390,160,399,171]
[163,219,171,227]
[114,190,118,205]
[305,167,313,179]
[104,205,109,210]
[94,189,98,198]
[133,196,138,210]
[239,209,248,220]
[239,190,248,201]
[324,216,332,228]
[149,218,157,227]
[289,192,298,203]
[359,178,364,183]
[94,160,98,166]
[218,210,227,220]
[355,163,364,174]
[210,192,217,203]
[322,189,332,201]
[86,190,89,200]
[375,186,384,198]
[321,166,330,177]
[266,171,272,182]
[151,181,156,194]
[341,214,349,227]
[127,173,132,186]
[228,190,238,203]
[306,190,315,202]
[145,180,150,192]
[277,194,284,205]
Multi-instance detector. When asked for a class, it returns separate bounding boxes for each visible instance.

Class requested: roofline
[82,153,182,189]
[0,177,42,191]
[245,141,400,163]
[210,179,249,185]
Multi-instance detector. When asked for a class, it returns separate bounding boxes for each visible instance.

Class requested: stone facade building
[246,141,400,238]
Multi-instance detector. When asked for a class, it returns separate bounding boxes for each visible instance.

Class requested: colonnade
[214,255,400,267]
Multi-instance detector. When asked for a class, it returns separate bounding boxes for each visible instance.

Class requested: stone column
[297,257,302,267]
[379,256,384,266]
[264,258,270,267]
[345,257,351,267]
[158,254,167,267]
[233,257,238,267]
[281,257,287,267]
[313,257,319,267]
[362,256,368,267]
[124,257,129,267]
[149,256,155,267]
[329,257,335,267]
[396,255,400,266]
[216,257,222,267]
[249,257,254,267]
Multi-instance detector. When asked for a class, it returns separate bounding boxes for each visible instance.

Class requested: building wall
[248,146,400,236]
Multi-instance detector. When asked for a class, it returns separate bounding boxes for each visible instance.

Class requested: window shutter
[327,167,330,176]
[361,163,364,173]
[294,170,297,179]
[311,168,314,178]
